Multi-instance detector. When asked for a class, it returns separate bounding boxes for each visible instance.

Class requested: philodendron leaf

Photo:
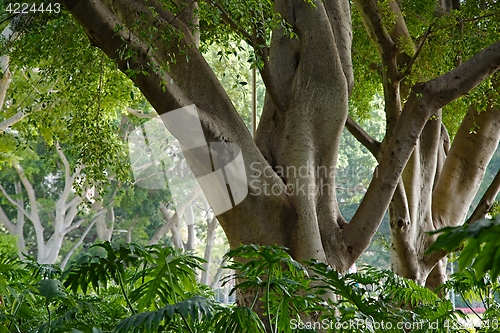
[38,279,66,303]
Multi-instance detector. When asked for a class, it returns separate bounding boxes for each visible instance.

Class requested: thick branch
[343,39,500,263]
[426,108,500,268]
[14,181,26,258]
[432,106,500,230]
[425,40,500,108]
[12,162,45,254]
[353,0,397,61]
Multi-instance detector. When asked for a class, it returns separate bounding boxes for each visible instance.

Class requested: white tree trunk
[0,144,86,264]
[201,216,218,285]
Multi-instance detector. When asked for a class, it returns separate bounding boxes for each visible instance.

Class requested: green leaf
[113,296,213,332]
[458,238,480,271]
[38,279,66,303]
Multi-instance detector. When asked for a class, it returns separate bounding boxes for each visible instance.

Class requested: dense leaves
[427,215,500,280]
[1,242,500,332]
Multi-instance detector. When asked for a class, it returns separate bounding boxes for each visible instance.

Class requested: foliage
[223,245,485,333]
[2,241,500,331]
[428,215,500,280]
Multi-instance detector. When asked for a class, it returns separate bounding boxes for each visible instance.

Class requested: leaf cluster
[427,215,500,280]
[3,239,500,332]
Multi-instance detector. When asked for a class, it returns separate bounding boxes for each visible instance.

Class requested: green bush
[1,240,499,332]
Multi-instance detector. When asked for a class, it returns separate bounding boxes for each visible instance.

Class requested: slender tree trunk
[0,23,14,112]
[61,219,97,269]
[0,54,10,112]
[94,199,113,241]
[14,182,26,258]
[201,216,218,285]
[149,206,178,245]
[170,220,184,250]
[184,205,195,251]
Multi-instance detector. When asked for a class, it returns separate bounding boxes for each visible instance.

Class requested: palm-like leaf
[211,306,266,333]
[63,242,143,294]
[129,245,204,311]
[114,296,213,332]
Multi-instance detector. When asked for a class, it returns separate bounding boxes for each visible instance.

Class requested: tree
[0,141,105,263]
[58,0,500,294]
[0,8,141,263]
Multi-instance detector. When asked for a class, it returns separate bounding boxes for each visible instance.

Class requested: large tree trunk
[354,0,500,287]
[390,106,500,286]
[63,0,500,295]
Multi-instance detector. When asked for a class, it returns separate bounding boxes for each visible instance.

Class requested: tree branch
[426,107,500,269]
[56,142,73,204]
[65,208,107,235]
[60,218,97,269]
[353,0,396,61]
[13,181,26,258]
[212,0,253,42]
[64,218,86,234]
[0,182,34,221]
[0,205,15,234]
[345,116,381,158]
[466,168,500,225]
[343,39,500,263]
[131,171,167,186]
[63,196,82,228]
[424,40,500,109]
[55,142,70,178]
[211,0,285,112]
[400,26,431,79]
[126,106,157,119]
[64,196,81,211]
[433,11,500,34]
[0,101,54,132]
[0,110,26,132]
[56,143,84,211]
[12,162,45,253]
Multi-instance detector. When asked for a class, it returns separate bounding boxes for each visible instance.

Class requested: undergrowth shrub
[0,238,498,332]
